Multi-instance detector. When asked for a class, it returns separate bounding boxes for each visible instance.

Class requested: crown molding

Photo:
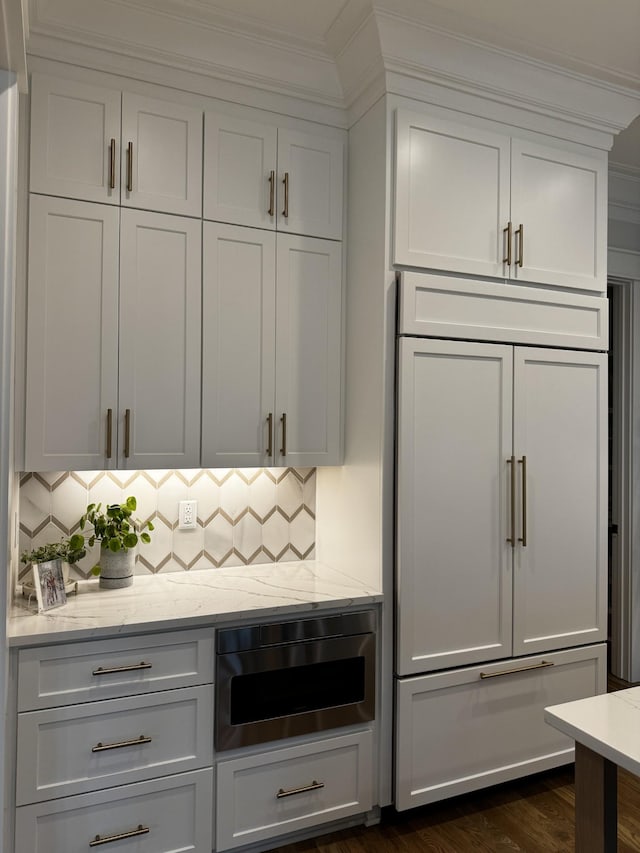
[27,0,344,108]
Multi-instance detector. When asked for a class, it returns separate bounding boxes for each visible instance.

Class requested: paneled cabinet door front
[203,113,277,229]
[121,93,202,218]
[276,129,344,240]
[394,110,510,277]
[396,338,513,676]
[25,196,119,471]
[512,348,607,656]
[274,235,342,467]
[29,74,121,205]
[118,209,201,469]
[201,222,276,468]
[510,140,607,292]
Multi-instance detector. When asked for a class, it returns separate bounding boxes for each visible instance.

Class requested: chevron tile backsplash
[19,468,316,582]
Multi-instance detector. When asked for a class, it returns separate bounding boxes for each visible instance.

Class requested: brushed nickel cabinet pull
[502,221,512,266]
[109,138,116,190]
[268,170,275,217]
[282,172,289,218]
[276,780,324,799]
[280,412,287,457]
[126,141,133,192]
[124,409,131,459]
[93,661,152,675]
[106,409,113,459]
[92,734,152,753]
[518,455,527,547]
[515,223,524,267]
[506,456,516,546]
[90,824,149,847]
[480,660,554,679]
[266,412,273,457]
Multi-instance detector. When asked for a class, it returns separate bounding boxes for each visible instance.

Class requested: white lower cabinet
[16,686,213,804]
[394,643,606,811]
[15,768,213,853]
[216,729,373,851]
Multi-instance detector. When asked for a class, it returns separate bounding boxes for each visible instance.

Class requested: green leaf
[126,496,137,511]
[147,521,155,531]
[123,532,138,549]
[140,532,150,544]
[90,565,101,576]
[108,538,121,552]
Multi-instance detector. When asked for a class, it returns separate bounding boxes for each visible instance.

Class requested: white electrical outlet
[178,500,197,530]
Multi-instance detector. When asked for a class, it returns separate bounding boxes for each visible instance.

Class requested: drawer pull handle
[268,170,275,216]
[480,660,554,679]
[515,222,524,267]
[126,141,133,193]
[282,171,289,218]
[92,735,152,753]
[502,221,512,266]
[92,661,152,676]
[90,824,149,847]
[276,780,325,799]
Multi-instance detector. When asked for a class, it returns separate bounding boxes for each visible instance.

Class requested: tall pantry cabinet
[391,99,610,810]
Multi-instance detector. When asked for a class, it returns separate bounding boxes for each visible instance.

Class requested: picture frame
[32,559,67,611]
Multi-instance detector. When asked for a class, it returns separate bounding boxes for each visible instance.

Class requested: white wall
[0,68,18,850]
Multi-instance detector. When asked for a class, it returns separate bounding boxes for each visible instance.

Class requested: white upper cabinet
[25,195,119,472]
[30,74,203,217]
[121,93,202,217]
[204,112,344,240]
[202,224,342,468]
[394,113,510,279]
[509,139,606,291]
[29,75,121,205]
[118,210,202,469]
[24,200,201,471]
[394,109,606,292]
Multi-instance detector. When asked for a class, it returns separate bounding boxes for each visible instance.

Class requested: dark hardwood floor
[280,677,640,852]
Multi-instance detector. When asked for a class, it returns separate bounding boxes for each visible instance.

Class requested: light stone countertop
[7,561,383,648]
[545,687,640,777]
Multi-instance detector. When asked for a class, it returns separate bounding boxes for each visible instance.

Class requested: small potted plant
[20,533,87,594]
[80,496,153,589]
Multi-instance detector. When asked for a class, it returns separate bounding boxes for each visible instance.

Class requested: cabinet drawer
[17,629,214,710]
[216,729,373,850]
[398,272,608,350]
[395,644,606,810]
[16,685,213,804]
[15,768,213,853]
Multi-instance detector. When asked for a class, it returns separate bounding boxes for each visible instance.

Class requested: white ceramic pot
[99,548,135,589]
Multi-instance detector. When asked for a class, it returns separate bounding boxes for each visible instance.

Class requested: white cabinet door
[203,113,277,229]
[512,348,607,656]
[202,222,276,468]
[277,129,344,240]
[275,235,343,466]
[121,93,202,218]
[510,139,606,292]
[396,338,513,675]
[24,196,119,471]
[29,74,121,205]
[394,110,510,277]
[395,644,606,811]
[118,209,201,469]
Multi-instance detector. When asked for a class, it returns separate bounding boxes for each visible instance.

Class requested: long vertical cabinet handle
[124,409,131,459]
[506,456,516,546]
[268,171,275,217]
[502,221,512,266]
[280,413,287,457]
[106,409,113,459]
[266,413,274,457]
[126,141,133,193]
[515,223,524,267]
[518,456,527,546]
[282,172,289,218]
[109,139,116,190]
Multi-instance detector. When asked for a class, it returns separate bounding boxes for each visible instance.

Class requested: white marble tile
[19,476,51,534]
[262,510,290,560]
[290,507,315,557]
[173,525,205,568]
[203,513,233,565]
[189,472,221,524]
[156,472,188,524]
[220,473,249,521]
[233,511,262,562]
[276,470,303,519]
[138,516,172,569]
[248,471,277,521]
[50,475,88,532]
